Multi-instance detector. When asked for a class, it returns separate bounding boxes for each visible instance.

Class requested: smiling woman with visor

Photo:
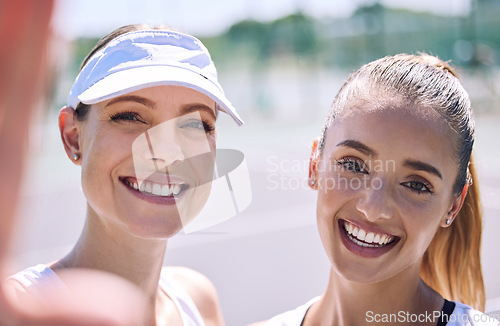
[5,24,243,326]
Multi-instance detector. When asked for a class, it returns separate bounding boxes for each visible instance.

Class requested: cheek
[315,178,357,245]
[177,182,212,227]
[395,196,447,255]
[85,132,132,164]
[186,138,216,182]
[80,130,135,184]
[316,169,361,215]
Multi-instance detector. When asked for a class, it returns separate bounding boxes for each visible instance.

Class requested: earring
[445,219,451,225]
[310,180,316,186]
[73,153,80,161]
[466,167,473,185]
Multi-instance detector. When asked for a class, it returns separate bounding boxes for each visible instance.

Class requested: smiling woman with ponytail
[252,53,498,326]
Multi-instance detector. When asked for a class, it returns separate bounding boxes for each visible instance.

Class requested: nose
[144,129,185,170]
[355,178,394,221]
[132,122,187,174]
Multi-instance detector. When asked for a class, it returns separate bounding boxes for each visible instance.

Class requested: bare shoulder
[162,266,218,301]
[162,266,224,326]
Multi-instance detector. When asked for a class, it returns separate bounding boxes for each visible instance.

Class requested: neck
[52,205,168,300]
[309,265,443,326]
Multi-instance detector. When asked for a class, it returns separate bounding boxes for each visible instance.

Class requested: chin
[331,259,395,284]
[322,240,397,285]
[126,218,184,240]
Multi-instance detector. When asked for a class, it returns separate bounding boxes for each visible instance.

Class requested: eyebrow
[403,159,443,179]
[336,140,377,157]
[105,96,217,120]
[181,104,217,121]
[105,95,156,110]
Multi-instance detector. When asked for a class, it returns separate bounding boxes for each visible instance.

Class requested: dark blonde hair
[318,53,484,310]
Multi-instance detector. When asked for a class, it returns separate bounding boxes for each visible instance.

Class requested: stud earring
[445,219,451,225]
[310,180,316,186]
[73,153,80,161]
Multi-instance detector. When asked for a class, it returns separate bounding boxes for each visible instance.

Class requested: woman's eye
[110,111,145,123]
[336,158,368,174]
[179,119,215,134]
[402,180,433,194]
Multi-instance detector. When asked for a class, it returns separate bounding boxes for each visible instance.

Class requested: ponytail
[420,155,484,310]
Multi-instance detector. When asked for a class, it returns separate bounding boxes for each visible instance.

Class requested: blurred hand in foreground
[0,1,145,325]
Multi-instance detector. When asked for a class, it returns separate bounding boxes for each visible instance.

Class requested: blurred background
[8,0,500,324]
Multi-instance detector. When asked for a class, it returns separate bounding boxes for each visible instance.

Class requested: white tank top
[7,264,205,326]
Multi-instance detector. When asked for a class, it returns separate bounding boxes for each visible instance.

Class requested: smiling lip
[338,219,400,258]
[119,176,190,205]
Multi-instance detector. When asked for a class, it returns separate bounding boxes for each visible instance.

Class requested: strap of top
[158,269,206,326]
[437,299,457,326]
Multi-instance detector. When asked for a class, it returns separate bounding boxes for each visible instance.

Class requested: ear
[59,106,82,165]
[441,183,469,227]
[308,137,320,190]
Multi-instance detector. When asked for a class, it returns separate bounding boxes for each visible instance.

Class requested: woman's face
[313,101,465,283]
[75,85,217,239]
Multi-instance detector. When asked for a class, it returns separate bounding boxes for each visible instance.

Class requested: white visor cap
[68,30,243,126]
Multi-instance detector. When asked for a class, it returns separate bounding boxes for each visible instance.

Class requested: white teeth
[152,184,161,195]
[356,229,366,242]
[343,221,394,247]
[132,180,184,197]
[161,185,171,196]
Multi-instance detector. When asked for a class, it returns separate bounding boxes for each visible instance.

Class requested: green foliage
[72,37,99,73]
[71,3,500,72]
[203,2,500,69]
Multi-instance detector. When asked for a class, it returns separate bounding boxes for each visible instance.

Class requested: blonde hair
[421,156,484,310]
[319,53,484,310]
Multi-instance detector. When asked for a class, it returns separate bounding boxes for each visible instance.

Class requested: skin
[0,2,147,325]
[250,99,468,326]
[51,85,224,325]
[302,102,468,326]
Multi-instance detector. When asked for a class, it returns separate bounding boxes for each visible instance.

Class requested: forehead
[116,85,215,106]
[325,102,457,165]
[93,85,217,116]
